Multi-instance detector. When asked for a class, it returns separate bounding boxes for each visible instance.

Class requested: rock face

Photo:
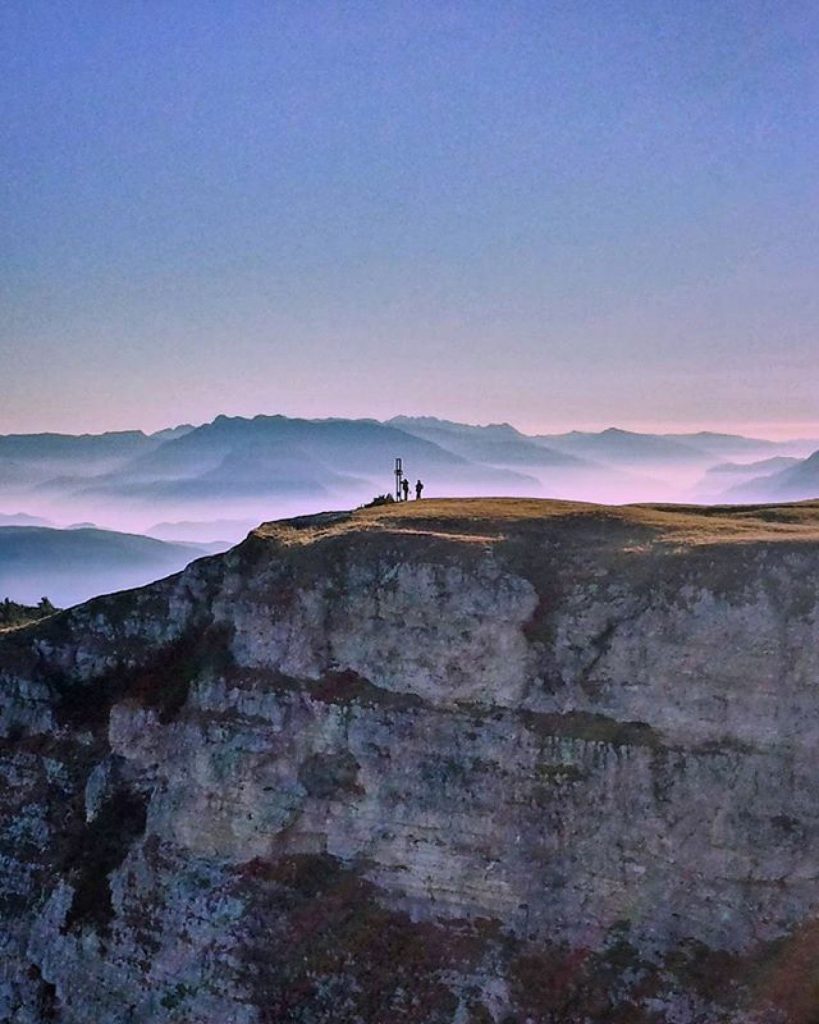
[1,498,819,1023]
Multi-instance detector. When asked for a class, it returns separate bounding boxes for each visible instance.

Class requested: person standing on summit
[415,479,424,500]
[401,476,410,501]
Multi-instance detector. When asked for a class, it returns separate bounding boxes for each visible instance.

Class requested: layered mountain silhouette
[660,431,783,458]
[534,427,715,464]
[0,430,166,481]
[0,429,154,463]
[0,512,53,527]
[1,415,817,553]
[727,450,819,502]
[531,426,811,466]
[37,415,537,505]
[388,416,587,467]
[706,456,800,476]
[0,526,224,607]
[146,518,260,544]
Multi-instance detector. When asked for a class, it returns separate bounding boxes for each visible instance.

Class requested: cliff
[1,498,819,1023]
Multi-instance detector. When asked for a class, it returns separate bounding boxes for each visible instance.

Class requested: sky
[2,0,818,437]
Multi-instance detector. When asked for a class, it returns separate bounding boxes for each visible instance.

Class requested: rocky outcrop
[1,498,819,1023]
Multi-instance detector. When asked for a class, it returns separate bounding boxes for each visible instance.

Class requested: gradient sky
[2,1,818,436]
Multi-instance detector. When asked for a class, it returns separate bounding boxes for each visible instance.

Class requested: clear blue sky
[2,1,817,435]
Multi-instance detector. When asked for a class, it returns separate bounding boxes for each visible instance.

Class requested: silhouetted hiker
[415,479,424,500]
[401,477,410,501]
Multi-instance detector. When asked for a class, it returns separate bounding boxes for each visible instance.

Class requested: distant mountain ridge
[706,456,800,476]
[728,450,819,502]
[0,429,151,458]
[661,431,781,456]
[2,412,818,613]
[0,512,52,527]
[0,526,225,607]
[24,414,537,506]
[533,427,715,463]
[1,415,817,521]
[388,416,587,467]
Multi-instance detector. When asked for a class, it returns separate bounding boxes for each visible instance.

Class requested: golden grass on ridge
[254,497,819,548]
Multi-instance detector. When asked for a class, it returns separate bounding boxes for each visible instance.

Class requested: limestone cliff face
[1,499,819,1023]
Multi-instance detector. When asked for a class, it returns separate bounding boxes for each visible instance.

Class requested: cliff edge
[2,498,819,1023]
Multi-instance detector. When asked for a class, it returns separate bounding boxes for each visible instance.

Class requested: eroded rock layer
[1,498,819,1023]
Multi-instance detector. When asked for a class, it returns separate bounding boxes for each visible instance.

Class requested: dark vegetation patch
[234,854,485,1024]
[747,918,819,1022]
[123,622,234,724]
[662,938,745,1007]
[360,493,395,508]
[223,665,427,713]
[0,730,108,924]
[510,922,819,1024]
[520,709,662,750]
[534,762,588,784]
[49,622,234,730]
[26,964,59,1022]
[694,736,763,756]
[0,596,59,630]
[309,669,426,711]
[660,929,819,1021]
[160,982,196,1011]
[280,510,355,531]
[60,785,148,936]
[507,940,663,1023]
[771,814,803,836]
[507,921,819,1023]
[418,753,469,791]
[298,751,362,799]
[233,855,819,1023]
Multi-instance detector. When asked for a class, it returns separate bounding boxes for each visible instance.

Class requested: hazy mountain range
[0,526,224,607]
[705,456,801,476]
[1,412,817,606]
[725,450,819,503]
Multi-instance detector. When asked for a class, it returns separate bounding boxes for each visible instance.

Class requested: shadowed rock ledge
[1,498,819,1023]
